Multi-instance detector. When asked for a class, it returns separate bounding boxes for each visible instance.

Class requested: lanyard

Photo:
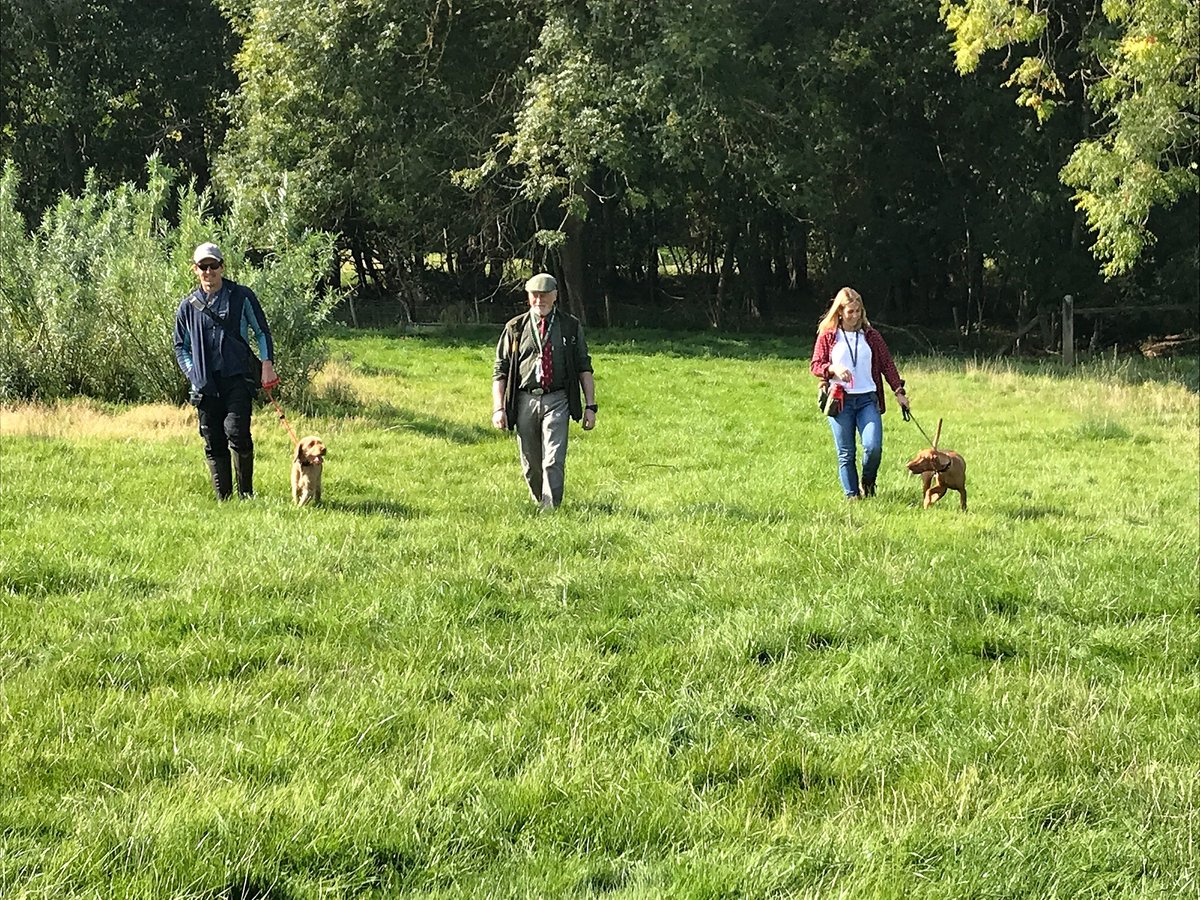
[190,284,230,329]
[838,327,860,389]
[838,326,860,368]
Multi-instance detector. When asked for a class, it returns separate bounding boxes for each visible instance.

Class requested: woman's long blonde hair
[816,287,870,334]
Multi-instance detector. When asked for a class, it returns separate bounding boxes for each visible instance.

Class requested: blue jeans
[828,392,882,497]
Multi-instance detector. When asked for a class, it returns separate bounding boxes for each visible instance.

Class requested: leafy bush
[0,157,340,403]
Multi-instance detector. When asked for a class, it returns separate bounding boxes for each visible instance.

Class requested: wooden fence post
[1062,294,1074,366]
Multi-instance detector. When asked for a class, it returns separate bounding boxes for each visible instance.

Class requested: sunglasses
[196,261,223,272]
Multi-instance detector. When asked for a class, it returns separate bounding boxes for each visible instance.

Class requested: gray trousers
[515,389,570,508]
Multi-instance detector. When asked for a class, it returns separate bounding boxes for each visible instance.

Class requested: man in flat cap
[173,242,278,500]
[492,273,597,509]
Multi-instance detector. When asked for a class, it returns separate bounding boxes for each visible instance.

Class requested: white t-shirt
[830,329,874,394]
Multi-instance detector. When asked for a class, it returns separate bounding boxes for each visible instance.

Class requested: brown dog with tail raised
[905,419,967,511]
[291,436,326,506]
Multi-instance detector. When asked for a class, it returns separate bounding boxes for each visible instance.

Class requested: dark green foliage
[1,0,1196,337]
[0,0,237,217]
[945,0,1199,276]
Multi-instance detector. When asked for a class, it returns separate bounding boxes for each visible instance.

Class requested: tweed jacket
[494,309,592,429]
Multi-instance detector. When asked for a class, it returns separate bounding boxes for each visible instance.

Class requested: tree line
[3,0,1196,338]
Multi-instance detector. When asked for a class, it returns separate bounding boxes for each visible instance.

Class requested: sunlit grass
[1,330,1197,899]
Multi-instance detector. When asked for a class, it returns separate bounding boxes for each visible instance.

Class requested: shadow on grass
[331,323,819,361]
[572,499,656,520]
[0,561,159,597]
[679,502,791,524]
[1002,504,1065,521]
[750,629,842,666]
[570,499,792,524]
[581,861,629,895]
[322,497,415,518]
[972,638,1020,661]
[216,876,295,900]
[371,406,494,445]
[906,350,1199,393]
[300,391,494,446]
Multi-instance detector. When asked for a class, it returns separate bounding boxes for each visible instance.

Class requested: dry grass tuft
[1,399,193,439]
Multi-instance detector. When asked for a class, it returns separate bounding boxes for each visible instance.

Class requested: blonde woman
[810,287,910,500]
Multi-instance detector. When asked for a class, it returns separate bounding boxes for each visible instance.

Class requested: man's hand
[261,359,280,391]
[492,409,507,430]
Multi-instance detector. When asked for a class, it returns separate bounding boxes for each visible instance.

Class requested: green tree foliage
[491,0,818,321]
[217,0,532,295]
[0,0,237,216]
[0,158,339,402]
[464,0,1094,326]
[943,0,1200,276]
[4,0,1194,338]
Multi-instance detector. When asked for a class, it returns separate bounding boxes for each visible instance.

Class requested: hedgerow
[0,157,339,403]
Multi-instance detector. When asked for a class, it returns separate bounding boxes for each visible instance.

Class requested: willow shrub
[0,157,339,403]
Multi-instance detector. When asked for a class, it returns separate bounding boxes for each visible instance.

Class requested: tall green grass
[1,329,1197,899]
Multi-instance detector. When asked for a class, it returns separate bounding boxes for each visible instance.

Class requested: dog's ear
[295,441,306,462]
[935,451,950,467]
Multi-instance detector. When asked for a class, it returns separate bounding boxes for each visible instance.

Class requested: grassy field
[1,327,1197,899]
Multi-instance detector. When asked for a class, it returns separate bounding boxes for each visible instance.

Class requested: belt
[522,387,563,396]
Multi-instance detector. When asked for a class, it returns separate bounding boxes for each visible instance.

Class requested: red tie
[539,317,553,390]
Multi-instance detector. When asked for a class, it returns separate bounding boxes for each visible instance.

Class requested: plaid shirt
[810,326,904,413]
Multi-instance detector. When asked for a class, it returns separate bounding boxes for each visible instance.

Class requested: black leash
[904,407,936,446]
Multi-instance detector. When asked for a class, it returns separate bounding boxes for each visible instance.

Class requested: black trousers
[196,373,255,462]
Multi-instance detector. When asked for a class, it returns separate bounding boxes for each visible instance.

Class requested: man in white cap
[492,273,597,509]
[173,242,279,500]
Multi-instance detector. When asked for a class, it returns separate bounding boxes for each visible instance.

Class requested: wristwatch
[585,404,598,413]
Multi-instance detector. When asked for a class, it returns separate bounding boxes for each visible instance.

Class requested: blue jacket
[173,280,273,393]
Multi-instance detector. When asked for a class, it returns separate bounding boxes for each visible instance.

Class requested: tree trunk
[647,219,660,308]
[485,215,507,293]
[351,241,371,291]
[710,228,737,329]
[738,218,768,322]
[600,198,616,327]
[560,207,587,323]
[968,247,985,331]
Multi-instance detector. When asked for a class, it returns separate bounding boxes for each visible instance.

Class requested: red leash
[263,385,300,444]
